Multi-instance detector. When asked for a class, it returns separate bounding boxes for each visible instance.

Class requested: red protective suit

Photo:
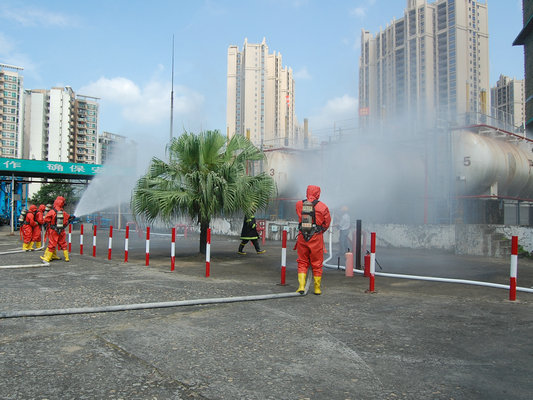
[295,185,331,277]
[32,204,46,242]
[21,205,38,245]
[44,196,70,252]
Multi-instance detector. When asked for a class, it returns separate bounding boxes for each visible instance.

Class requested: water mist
[74,140,158,219]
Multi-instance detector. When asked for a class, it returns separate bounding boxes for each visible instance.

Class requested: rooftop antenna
[170,34,175,143]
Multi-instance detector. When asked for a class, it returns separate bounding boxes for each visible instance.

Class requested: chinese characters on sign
[3,160,22,169]
[0,157,103,177]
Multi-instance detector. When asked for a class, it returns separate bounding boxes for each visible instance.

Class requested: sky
[0,0,525,146]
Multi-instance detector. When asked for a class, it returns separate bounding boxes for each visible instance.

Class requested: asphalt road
[1,225,533,399]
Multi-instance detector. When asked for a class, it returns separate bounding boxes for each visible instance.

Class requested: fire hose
[0,273,312,319]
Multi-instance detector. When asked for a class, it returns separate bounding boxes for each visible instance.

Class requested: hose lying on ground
[0,273,312,319]
[323,227,533,294]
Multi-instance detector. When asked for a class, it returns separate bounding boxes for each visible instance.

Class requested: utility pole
[170,34,175,143]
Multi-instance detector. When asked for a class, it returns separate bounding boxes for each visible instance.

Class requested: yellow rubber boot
[52,250,61,260]
[22,242,29,251]
[296,272,306,294]
[313,276,322,295]
[29,242,35,251]
[63,250,70,262]
[40,249,53,262]
[35,241,42,250]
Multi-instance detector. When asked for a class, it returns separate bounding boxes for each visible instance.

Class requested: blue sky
[0,0,525,145]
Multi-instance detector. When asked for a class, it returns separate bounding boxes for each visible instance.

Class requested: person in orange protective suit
[295,185,331,295]
[41,196,72,262]
[31,204,46,250]
[20,205,38,251]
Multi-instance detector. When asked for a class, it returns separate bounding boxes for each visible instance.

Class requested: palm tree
[131,130,275,254]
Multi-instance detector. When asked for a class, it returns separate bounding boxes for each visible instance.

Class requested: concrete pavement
[1,226,533,399]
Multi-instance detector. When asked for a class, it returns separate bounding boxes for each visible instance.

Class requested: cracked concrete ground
[1,226,533,399]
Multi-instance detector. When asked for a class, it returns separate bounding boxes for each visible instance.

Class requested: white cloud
[350,0,377,19]
[0,32,38,78]
[308,95,358,137]
[351,7,366,18]
[294,67,311,80]
[78,75,205,128]
[79,77,142,104]
[0,4,77,27]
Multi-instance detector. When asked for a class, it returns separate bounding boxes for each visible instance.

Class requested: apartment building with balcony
[359,0,489,130]
[513,0,533,136]
[227,38,298,148]
[97,131,127,165]
[23,87,98,164]
[0,63,24,158]
[491,74,525,131]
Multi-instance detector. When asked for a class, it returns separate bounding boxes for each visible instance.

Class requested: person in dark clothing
[238,215,266,255]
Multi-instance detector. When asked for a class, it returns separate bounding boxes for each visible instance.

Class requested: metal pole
[355,219,362,270]
[10,174,14,235]
[170,34,175,143]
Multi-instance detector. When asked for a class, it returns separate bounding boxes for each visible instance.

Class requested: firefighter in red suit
[295,185,331,295]
[21,204,38,251]
[41,196,71,262]
[31,204,46,250]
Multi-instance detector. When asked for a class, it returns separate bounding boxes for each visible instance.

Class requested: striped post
[369,232,376,293]
[205,228,211,277]
[171,227,176,271]
[92,225,97,257]
[68,224,72,252]
[80,224,84,255]
[510,236,518,301]
[108,226,113,260]
[124,225,129,263]
[281,229,287,285]
[145,227,150,266]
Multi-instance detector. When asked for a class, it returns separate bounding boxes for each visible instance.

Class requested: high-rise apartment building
[23,87,99,164]
[97,131,126,164]
[491,75,525,130]
[513,0,533,136]
[227,38,297,148]
[359,0,489,129]
[0,63,24,158]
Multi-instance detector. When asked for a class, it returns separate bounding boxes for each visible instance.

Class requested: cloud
[294,67,311,80]
[0,32,39,78]
[78,75,205,127]
[308,95,358,137]
[350,0,377,19]
[0,4,77,27]
[351,7,366,18]
[78,77,141,104]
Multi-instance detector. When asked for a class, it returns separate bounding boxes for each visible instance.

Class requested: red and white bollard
[92,225,97,257]
[280,229,287,285]
[68,224,72,253]
[171,227,176,272]
[364,253,370,277]
[145,227,150,266]
[510,236,518,301]
[124,225,129,263]
[205,228,211,277]
[368,232,376,293]
[80,224,84,255]
[108,226,113,260]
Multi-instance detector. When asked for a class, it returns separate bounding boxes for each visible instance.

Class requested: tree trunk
[199,219,210,254]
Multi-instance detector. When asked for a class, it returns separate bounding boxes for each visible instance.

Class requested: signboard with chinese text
[0,158,103,178]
